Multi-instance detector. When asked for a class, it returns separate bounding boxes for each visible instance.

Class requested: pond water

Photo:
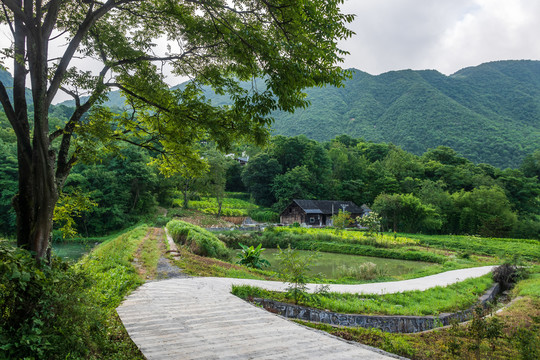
[259,249,433,279]
[51,241,95,261]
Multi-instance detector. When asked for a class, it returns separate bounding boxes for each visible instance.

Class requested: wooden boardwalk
[117,266,494,359]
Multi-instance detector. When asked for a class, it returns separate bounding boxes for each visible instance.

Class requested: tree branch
[59,85,81,107]
[46,0,136,106]
[42,0,62,41]
[1,3,15,35]
[1,0,26,19]
[0,80,17,127]
[106,82,171,113]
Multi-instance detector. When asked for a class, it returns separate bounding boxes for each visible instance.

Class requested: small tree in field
[357,211,381,235]
[332,210,352,232]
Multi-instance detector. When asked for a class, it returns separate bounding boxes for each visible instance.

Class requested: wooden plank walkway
[117,266,494,359]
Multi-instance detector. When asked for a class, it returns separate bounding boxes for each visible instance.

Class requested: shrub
[236,243,271,269]
[0,243,99,359]
[336,262,388,280]
[493,263,528,291]
[166,220,229,259]
[276,245,317,304]
[153,215,172,227]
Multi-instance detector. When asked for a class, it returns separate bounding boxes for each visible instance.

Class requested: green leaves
[236,243,271,269]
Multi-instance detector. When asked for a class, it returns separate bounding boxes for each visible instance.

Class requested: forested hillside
[52,60,540,168]
[272,60,540,168]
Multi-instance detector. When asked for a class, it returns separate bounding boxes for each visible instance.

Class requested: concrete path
[117,266,494,359]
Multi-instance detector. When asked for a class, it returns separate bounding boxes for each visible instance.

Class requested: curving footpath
[117,266,494,359]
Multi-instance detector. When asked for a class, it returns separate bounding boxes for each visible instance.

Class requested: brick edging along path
[116,266,494,359]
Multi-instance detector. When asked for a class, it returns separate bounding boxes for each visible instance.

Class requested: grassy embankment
[71,225,164,358]
[296,277,540,360]
[232,274,494,316]
[1,225,165,359]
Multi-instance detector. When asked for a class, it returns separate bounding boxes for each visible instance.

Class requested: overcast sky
[2,0,540,102]
[340,0,540,75]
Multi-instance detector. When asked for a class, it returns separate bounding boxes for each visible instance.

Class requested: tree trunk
[217,198,223,219]
[183,184,189,209]
[11,4,59,260]
[15,151,58,260]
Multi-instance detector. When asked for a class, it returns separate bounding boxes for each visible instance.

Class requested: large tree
[0,0,353,259]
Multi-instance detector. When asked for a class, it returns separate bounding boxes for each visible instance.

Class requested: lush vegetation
[405,233,540,261]
[61,60,540,169]
[236,243,271,270]
[166,219,229,259]
[169,246,274,280]
[296,298,539,360]
[271,60,540,169]
[2,112,539,242]
[240,135,540,239]
[173,196,257,217]
[232,274,494,316]
[0,226,157,359]
[217,227,500,265]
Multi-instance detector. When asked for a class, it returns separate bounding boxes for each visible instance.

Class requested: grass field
[403,233,540,261]
[232,274,494,316]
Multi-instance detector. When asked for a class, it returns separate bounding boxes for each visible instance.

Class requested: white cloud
[339,0,540,75]
[3,0,540,102]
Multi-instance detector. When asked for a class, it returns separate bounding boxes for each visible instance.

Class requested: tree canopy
[0,0,353,259]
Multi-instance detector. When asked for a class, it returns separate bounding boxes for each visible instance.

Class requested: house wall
[280,204,305,225]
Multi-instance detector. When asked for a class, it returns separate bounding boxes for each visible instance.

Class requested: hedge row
[248,209,280,223]
[201,207,248,216]
[166,220,229,259]
[216,230,445,263]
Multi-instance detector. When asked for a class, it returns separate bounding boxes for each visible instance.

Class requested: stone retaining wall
[254,283,500,333]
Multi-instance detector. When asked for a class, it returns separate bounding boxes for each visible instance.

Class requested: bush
[276,245,316,304]
[336,262,388,280]
[0,243,99,359]
[152,215,172,227]
[236,243,271,269]
[493,263,528,291]
[166,220,229,259]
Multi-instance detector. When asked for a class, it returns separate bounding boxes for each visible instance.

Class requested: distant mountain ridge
[4,60,540,168]
[271,60,540,168]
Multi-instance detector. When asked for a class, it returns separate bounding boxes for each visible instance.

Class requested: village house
[280,199,371,227]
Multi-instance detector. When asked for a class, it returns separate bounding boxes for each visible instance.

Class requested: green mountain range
[4,60,540,168]
[271,60,540,168]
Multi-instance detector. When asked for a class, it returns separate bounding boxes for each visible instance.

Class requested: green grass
[79,226,147,310]
[166,219,229,259]
[403,233,540,261]
[170,246,276,280]
[136,228,164,279]
[232,274,494,316]
[295,295,540,360]
[0,226,148,359]
[513,265,540,297]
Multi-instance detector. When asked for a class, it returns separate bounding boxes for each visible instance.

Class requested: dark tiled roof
[291,199,365,215]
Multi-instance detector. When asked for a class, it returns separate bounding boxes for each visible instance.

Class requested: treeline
[1,101,539,240]
[239,135,540,239]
